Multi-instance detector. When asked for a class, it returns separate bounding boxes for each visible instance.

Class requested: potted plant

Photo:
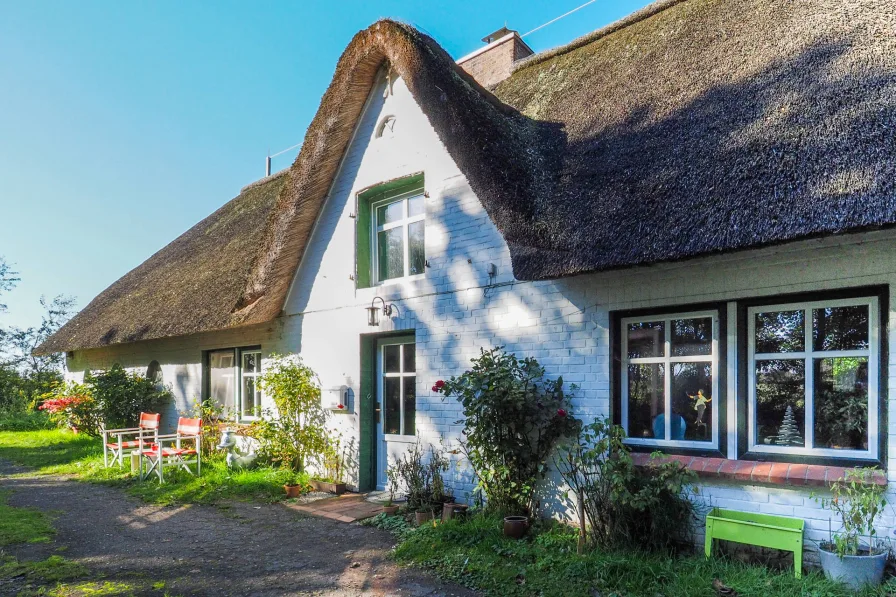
[813,468,888,589]
[382,465,400,515]
[283,472,305,498]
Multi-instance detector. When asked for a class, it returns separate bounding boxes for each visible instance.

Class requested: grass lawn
[365,514,896,597]
[0,429,309,506]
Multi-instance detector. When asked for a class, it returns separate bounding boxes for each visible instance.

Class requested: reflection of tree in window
[627,364,664,438]
[814,357,868,450]
[671,362,712,440]
[756,359,805,446]
[755,311,804,353]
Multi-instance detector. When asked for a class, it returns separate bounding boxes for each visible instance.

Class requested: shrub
[0,409,54,432]
[37,382,102,436]
[391,442,451,513]
[434,347,579,515]
[254,353,327,471]
[86,364,171,429]
[556,417,697,552]
[316,435,354,483]
[185,398,226,455]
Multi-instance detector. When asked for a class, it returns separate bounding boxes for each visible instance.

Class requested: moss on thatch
[40,0,896,352]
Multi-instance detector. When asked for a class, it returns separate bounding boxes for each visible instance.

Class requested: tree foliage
[435,347,580,515]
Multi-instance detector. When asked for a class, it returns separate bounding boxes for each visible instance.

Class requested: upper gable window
[372,191,425,283]
[355,174,425,288]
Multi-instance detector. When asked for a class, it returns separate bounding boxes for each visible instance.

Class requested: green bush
[254,354,327,471]
[86,364,171,429]
[0,409,54,432]
[556,417,697,552]
[434,347,580,516]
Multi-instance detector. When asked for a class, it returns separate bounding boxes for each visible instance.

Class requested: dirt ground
[0,461,477,596]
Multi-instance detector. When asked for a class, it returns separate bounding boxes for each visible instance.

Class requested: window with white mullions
[206,347,262,421]
[372,191,425,283]
[381,342,416,436]
[240,350,262,419]
[748,297,878,459]
[621,311,719,449]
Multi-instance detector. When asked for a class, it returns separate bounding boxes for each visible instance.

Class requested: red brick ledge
[630,453,887,488]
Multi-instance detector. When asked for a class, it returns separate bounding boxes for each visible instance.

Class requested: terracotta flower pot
[415,511,433,526]
[283,484,303,498]
[382,505,400,515]
[503,516,529,539]
[442,502,469,522]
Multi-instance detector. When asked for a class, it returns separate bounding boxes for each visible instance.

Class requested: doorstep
[284,493,383,523]
[630,453,887,488]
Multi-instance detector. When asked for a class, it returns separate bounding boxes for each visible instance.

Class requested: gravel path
[0,462,477,596]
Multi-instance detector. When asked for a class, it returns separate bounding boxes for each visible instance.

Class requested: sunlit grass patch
[0,430,310,506]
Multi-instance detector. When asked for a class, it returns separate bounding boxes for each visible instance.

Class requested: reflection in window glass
[209,350,236,413]
[403,376,416,436]
[671,362,712,442]
[814,357,868,450]
[627,322,664,359]
[384,345,400,373]
[408,221,425,276]
[671,318,712,357]
[628,364,664,439]
[376,201,403,225]
[377,228,404,281]
[813,306,869,351]
[408,195,425,217]
[755,311,804,353]
[755,359,805,447]
[403,344,415,373]
[384,377,401,435]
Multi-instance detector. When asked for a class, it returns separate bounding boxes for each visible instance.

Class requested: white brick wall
[68,69,896,561]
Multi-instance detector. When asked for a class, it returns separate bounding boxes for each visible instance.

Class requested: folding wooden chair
[102,412,161,468]
[140,417,202,482]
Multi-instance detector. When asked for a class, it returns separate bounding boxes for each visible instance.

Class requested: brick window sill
[630,453,887,488]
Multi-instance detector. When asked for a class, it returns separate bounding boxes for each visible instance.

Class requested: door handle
[374,401,381,423]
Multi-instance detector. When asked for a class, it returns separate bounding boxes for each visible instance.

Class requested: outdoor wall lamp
[366,296,394,327]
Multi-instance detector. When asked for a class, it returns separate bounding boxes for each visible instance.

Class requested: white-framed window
[371,190,425,284]
[748,296,878,460]
[621,310,719,449]
[379,339,416,438]
[207,347,262,421]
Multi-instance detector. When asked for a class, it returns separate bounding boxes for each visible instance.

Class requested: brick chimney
[456,27,534,88]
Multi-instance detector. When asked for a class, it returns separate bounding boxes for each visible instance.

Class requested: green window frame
[356,174,424,288]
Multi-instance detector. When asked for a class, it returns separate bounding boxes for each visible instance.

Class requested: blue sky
[0,0,651,330]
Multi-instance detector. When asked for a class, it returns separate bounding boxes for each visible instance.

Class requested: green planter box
[705,508,805,578]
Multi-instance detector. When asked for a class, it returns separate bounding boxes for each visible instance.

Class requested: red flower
[337,404,345,409]
[557,408,567,417]
[432,380,446,392]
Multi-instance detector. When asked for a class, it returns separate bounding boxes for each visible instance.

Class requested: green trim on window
[355,173,424,289]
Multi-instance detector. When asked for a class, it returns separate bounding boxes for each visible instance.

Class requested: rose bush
[434,347,580,515]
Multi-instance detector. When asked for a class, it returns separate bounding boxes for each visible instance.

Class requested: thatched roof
[40,0,896,353]
[36,172,288,354]
[492,0,896,279]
